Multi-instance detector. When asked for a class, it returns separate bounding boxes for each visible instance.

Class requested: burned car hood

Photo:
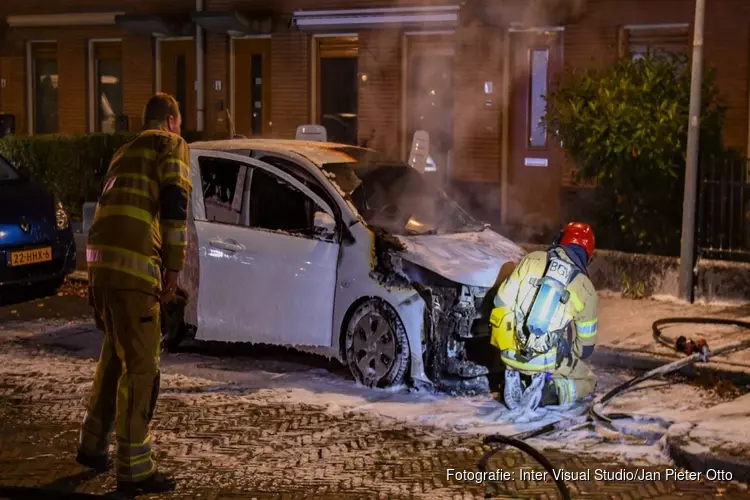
[395,229,526,287]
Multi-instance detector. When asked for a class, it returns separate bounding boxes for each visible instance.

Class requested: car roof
[189,138,369,167]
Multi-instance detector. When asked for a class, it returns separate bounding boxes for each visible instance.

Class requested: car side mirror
[313,211,336,237]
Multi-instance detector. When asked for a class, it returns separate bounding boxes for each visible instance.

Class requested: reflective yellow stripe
[104,187,153,199]
[87,245,159,285]
[130,462,156,480]
[119,148,157,160]
[118,459,155,481]
[500,348,557,372]
[554,379,576,405]
[159,158,191,185]
[117,173,159,191]
[568,290,585,312]
[126,450,152,463]
[95,204,154,225]
[117,435,153,457]
[576,319,598,339]
[163,227,187,246]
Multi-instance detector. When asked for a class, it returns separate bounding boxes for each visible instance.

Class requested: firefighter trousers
[550,355,596,405]
[78,287,162,483]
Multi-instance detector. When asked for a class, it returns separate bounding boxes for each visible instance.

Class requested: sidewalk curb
[665,424,750,485]
[590,346,750,387]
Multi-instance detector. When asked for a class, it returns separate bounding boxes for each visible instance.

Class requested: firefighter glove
[556,337,573,369]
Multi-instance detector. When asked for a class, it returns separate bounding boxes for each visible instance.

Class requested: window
[199,157,247,225]
[0,154,21,181]
[317,36,358,145]
[30,42,59,135]
[406,36,454,182]
[528,49,549,148]
[175,54,188,122]
[257,155,333,208]
[620,25,690,61]
[93,42,123,133]
[248,168,318,235]
[233,38,272,137]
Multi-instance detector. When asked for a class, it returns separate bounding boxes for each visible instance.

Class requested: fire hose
[478,317,750,500]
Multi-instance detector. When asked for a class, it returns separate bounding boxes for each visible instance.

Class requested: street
[0,281,748,499]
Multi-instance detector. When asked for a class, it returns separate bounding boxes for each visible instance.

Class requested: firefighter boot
[540,380,560,407]
[75,450,112,473]
[117,471,176,496]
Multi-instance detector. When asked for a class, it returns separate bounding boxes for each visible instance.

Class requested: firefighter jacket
[87,128,192,294]
[491,246,599,375]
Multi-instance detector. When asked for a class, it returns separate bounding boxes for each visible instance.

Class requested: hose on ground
[478,317,750,498]
[478,434,571,500]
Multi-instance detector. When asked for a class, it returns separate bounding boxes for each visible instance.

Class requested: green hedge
[0,131,213,220]
[0,133,137,219]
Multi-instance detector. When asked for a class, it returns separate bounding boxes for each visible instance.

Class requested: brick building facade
[0,0,748,234]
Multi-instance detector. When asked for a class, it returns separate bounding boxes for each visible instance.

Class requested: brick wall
[357,29,402,158]
[122,35,154,132]
[562,0,749,153]
[0,0,747,159]
[270,31,310,139]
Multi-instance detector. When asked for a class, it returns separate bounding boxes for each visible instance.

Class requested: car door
[191,150,340,347]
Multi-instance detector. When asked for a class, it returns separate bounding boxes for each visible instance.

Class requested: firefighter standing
[490,222,599,410]
[75,93,192,495]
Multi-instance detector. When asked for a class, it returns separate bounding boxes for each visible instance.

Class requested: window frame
[618,24,691,60]
[26,41,59,135]
[312,34,359,145]
[196,155,249,227]
[246,162,339,241]
[191,150,336,241]
[88,38,123,133]
[527,46,551,150]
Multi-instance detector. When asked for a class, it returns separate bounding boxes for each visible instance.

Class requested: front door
[159,39,196,131]
[190,150,340,346]
[508,30,564,231]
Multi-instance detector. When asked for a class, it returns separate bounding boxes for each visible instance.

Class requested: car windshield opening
[322,161,481,236]
[0,155,21,182]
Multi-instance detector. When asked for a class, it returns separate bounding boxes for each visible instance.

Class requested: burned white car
[166,139,525,393]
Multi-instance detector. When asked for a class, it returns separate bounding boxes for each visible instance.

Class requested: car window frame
[245,163,339,242]
[251,152,340,216]
[195,155,248,227]
[190,150,336,241]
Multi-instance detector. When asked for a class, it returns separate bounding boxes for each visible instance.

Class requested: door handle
[209,238,244,252]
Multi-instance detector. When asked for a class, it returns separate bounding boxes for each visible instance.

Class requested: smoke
[353,0,590,236]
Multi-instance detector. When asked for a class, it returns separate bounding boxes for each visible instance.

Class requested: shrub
[0,133,136,219]
[543,52,727,256]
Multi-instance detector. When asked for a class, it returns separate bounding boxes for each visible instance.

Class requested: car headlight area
[56,201,70,231]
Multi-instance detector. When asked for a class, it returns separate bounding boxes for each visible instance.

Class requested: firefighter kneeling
[490,222,599,410]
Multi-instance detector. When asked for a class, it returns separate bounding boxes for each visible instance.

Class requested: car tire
[39,277,65,296]
[344,298,410,389]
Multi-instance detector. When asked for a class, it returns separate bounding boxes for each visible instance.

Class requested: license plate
[10,247,53,267]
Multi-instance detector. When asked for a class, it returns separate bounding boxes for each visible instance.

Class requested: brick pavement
[0,339,748,499]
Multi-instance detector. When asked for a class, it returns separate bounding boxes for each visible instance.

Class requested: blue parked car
[0,153,76,292]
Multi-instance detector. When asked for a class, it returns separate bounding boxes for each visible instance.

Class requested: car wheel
[39,277,65,296]
[344,298,410,388]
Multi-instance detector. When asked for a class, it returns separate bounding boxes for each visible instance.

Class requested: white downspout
[196,0,205,132]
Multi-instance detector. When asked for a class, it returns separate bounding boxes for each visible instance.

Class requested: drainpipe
[196,0,205,132]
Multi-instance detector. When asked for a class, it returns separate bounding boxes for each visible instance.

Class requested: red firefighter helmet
[557,222,595,261]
